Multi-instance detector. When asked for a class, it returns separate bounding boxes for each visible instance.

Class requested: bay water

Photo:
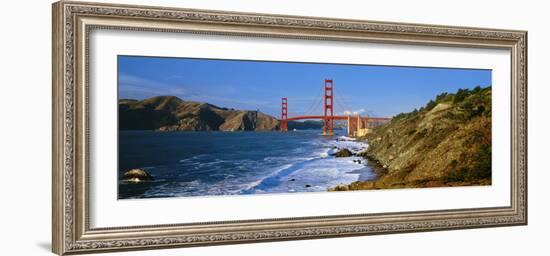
[118,130,376,199]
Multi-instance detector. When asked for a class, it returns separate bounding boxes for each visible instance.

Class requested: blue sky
[118,55,491,118]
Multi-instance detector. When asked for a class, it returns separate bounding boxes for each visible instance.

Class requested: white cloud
[342,108,366,116]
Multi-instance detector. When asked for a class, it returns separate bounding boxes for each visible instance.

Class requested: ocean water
[118,130,377,199]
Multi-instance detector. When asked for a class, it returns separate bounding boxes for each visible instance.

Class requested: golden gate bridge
[280,79,391,137]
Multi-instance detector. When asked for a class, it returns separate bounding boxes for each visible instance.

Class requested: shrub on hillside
[435,92,449,103]
[446,144,491,182]
[453,88,470,103]
[425,100,437,111]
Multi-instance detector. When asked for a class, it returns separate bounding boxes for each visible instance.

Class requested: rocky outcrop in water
[122,169,154,182]
[119,96,279,131]
[335,148,353,157]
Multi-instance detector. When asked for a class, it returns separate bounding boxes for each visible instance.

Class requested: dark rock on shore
[356,150,368,157]
[122,169,154,182]
[335,148,353,157]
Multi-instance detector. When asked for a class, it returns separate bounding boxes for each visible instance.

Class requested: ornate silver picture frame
[52,1,527,255]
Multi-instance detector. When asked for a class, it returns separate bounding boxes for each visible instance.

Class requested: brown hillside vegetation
[119,96,279,131]
[332,86,492,191]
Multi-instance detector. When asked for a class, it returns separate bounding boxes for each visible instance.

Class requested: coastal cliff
[332,86,492,190]
[119,96,279,131]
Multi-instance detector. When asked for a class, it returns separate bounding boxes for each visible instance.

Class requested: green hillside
[333,86,492,190]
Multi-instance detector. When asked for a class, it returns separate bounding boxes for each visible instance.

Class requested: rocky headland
[330,86,492,191]
[119,96,279,131]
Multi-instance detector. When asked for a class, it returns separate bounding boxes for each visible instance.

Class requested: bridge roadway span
[286,115,391,122]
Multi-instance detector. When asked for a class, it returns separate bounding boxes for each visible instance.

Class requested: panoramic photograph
[117,56,492,199]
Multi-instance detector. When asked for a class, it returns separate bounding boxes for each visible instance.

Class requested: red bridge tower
[323,79,334,136]
[279,79,390,137]
[281,97,288,132]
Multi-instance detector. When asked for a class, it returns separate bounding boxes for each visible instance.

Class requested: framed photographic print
[52,1,527,255]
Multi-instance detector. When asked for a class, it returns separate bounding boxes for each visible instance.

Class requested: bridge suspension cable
[334,97,349,115]
[280,79,391,136]
[333,94,356,116]
[299,87,324,117]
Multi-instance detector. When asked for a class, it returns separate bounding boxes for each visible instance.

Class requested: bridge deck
[286,115,391,121]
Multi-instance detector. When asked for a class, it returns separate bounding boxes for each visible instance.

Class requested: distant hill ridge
[119,96,279,131]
